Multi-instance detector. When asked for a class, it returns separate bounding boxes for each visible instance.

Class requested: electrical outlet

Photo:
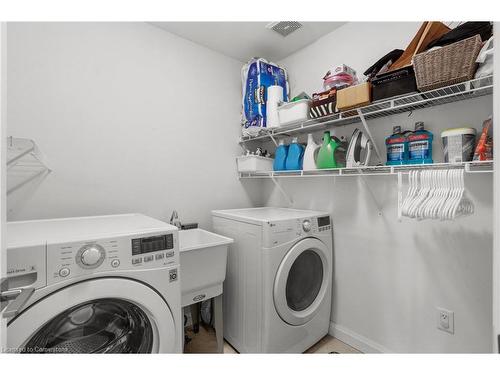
[437,308,454,334]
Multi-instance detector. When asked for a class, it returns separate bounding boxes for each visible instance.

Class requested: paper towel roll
[267,85,284,104]
[266,85,284,128]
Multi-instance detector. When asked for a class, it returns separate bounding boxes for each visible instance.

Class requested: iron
[346,128,372,167]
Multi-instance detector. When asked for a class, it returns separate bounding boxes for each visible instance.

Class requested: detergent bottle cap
[322,131,331,143]
[278,139,285,146]
[392,125,402,134]
[291,137,298,143]
[414,121,425,131]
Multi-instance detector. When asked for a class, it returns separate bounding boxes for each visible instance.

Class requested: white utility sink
[178,228,233,307]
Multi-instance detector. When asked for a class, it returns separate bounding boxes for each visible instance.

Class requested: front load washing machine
[211,207,333,353]
[3,214,182,353]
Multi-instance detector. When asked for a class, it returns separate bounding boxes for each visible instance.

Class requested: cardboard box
[336,82,371,111]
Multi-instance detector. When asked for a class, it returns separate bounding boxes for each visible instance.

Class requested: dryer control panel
[263,215,331,247]
[295,215,331,235]
[46,230,178,285]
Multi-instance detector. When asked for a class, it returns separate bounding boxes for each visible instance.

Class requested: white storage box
[236,155,273,172]
[278,99,311,126]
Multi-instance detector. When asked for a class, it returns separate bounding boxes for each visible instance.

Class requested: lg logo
[193,294,206,302]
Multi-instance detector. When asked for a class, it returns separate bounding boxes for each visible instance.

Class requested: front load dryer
[211,207,333,353]
[3,214,182,353]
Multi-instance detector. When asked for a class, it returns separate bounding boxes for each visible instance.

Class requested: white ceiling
[150,22,345,62]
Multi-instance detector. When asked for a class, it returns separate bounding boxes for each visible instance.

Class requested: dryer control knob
[80,245,104,267]
[302,219,312,232]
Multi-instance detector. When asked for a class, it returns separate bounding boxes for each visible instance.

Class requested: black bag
[427,22,492,49]
[364,49,404,80]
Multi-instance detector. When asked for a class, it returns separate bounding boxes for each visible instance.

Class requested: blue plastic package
[241,58,289,136]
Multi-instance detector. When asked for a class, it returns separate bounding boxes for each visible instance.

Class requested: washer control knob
[302,219,312,232]
[111,259,120,268]
[77,244,105,269]
[59,267,70,277]
[81,247,102,266]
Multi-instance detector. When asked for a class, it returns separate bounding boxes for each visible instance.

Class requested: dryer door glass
[273,237,330,326]
[285,249,323,311]
[22,298,153,353]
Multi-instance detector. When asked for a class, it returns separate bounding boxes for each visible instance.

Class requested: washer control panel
[47,230,178,285]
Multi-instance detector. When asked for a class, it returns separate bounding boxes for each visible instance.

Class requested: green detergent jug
[317,131,345,169]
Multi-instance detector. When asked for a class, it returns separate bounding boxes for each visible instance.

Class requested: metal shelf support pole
[356,108,383,164]
[269,133,279,147]
[239,141,250,154]
[270,175,293,206]
[7,169,49,195]
[359,175,383,216]
[7,146,34,169]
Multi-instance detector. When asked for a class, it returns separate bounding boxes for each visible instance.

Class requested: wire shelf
[238,161,493,179]
[7,137,51,195]
[239,75,493,143]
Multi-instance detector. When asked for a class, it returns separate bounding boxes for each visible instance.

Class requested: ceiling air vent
[266,22,303,37]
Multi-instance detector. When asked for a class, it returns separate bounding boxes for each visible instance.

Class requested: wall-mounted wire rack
[238,161,493,179]
[7,137,51,195]
[239,75,493,144]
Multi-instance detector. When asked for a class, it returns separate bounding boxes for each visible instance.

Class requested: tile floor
[184,325,361,354]
[304,334,361,354]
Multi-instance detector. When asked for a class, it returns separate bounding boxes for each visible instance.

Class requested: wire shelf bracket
[270,175,294,206]
[357,108,383,163]
[359,175,383,216]
[7,137,51,195]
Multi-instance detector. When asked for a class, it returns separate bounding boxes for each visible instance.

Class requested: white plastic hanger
[401,168,474,221]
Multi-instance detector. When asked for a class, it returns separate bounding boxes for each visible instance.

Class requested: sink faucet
[170,210,181,229]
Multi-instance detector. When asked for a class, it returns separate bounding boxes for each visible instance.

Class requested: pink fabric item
[323,72,357,90]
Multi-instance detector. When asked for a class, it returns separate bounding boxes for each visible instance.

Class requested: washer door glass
[22,298,153,353]
[285,250,323,312]
[273,238,330,326]
[7,278,178,353]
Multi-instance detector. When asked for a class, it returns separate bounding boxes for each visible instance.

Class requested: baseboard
[329,322,391,353]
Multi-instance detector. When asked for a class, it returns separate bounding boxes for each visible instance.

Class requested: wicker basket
[413,34,482,91]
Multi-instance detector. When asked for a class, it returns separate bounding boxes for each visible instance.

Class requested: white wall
[493,21,500,353]
[263,22,493,352]
[6,22,261,228]
[1,22,8,350]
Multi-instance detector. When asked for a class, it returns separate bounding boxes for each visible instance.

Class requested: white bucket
[441,127,476,163]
